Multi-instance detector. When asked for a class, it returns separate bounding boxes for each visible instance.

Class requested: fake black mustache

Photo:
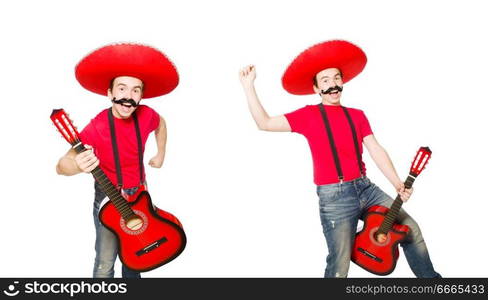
[320,85,343,95]
[112,98,138,107]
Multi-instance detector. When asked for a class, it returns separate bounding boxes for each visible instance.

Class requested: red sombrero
[75,43,179,98]
[282,40,367,95]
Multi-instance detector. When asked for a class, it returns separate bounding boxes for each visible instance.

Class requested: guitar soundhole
[120,210,148,235]
[369,226,391,246]
[126,216,143,230]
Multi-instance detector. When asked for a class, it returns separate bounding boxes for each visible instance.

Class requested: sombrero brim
[282,40,367,95]
[75,43,179,98]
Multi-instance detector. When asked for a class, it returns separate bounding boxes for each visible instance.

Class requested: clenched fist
[75,145,99,173]
[239,65,256,87]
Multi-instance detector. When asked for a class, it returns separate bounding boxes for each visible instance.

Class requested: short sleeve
[284,106,310,135]
[148,107,160,132]
[358,110,373,138]
[137,105,160,132]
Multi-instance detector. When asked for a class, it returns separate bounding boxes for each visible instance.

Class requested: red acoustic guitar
[351,146,432,275]
[51,109,186,272]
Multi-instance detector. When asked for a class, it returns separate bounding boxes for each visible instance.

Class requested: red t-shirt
[79,105,160,189]
[285,104,373,185]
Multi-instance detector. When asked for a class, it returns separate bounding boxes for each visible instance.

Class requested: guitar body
[351,205,410,275]
[99,190,186,272]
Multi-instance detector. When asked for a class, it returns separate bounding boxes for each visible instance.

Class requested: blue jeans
[317,176,440,278]
[93,181,141,278]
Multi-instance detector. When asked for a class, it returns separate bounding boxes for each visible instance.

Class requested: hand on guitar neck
[395,182,414,203]
[74,145,100,173]
[57,144,99,176]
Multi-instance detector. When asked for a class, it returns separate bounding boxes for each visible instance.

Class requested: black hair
[109,78,116,90]
[312,70,343,87]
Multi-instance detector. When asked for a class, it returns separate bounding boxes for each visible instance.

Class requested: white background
[1,0,487,277]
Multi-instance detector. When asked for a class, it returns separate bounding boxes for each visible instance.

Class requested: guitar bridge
[135,237,168,256]
[358,247,383,262]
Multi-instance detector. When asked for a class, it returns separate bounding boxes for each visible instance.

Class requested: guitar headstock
[50,109,81,147]
[410,146,432,177]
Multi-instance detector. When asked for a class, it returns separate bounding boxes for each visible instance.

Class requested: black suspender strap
[107,108,145,189]
[318,103,344,182]
[108,109,123,189]
[318,103,364,182]
[132,112,145,185]
[341,106,365,177]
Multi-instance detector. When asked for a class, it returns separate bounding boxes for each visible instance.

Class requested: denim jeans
[93,181,141,278]
[316,176,440,278]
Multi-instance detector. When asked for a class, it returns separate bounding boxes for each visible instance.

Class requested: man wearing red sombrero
[56,43,178,278]
[239,40,440,277]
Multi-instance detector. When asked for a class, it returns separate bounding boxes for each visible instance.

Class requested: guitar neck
[73,143,135,221]
[377,173,417,235]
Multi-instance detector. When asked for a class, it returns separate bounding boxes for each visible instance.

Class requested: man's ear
[312,84,320,94]
[107,88,113,100]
